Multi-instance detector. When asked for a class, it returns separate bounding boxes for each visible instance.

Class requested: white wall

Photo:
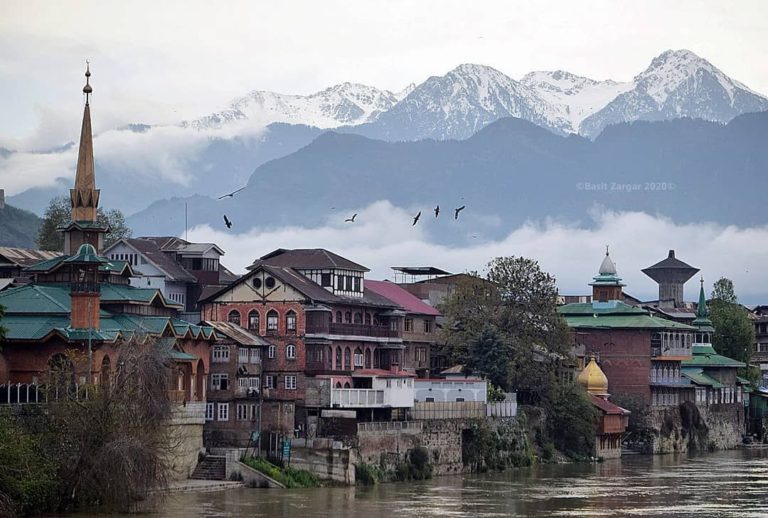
[414,380,487,403]
[372,377,415,408]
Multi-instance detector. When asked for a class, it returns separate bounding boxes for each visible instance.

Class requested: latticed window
[267,310,279,332]
[286,344,296,360]
[228,310,241,326]
[286,311,297,332]
[248,310,260,331]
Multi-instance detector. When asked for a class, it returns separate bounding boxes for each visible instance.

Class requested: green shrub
[242,457,320,488]
[392,447,433,481]
[355,463,382,486]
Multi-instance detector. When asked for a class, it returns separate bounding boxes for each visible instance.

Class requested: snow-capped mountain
[520,70,632,133]
[184,82,401,130]
[357,63,571,140]
[579,49,768,138]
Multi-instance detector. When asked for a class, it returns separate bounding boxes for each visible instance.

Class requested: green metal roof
[682,344,745,368]
[24,255,68,273]
[0,285,71,314]
[681,368,724,388]
[561,314,695,330]
[559,301,648,315]
[64,244,107,264]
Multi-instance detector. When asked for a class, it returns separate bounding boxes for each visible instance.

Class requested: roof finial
[83,61,92,104]
[605,244,609,256]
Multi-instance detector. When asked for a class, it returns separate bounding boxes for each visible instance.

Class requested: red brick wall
[575,328,652,405]
[70,293,100,329]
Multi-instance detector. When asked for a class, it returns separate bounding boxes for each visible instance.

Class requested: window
[364,313,372,325]
[211,373,229,390]
[353,277,361,292]
[404,318,414,332]
[265,276,276,289]
[344,347,351,370]
[354,312,362,324]
[228,310,241,326]
[268,344,276,359]
[354,351,364,367]
[345,311,352,324]
[321,273,332,287]
[264,375,274,389]
[285,375,297,390]
[425,397,435,403]
[238,347,249,364]
[249,404,258,421]
[415,347,426,363]
[286,344,296,360]
[267,310,278,333]
[238,377,260,390]
[335,347,342,369]
[212,346,230,363]
[237,404,248,421]
[286,311,297,333]
[249,348,261,364]
[217,402,229,421]
[424,320,433,333]
[365,348,372,368]
[336,311,342,323]
[253,277,262,289]
[455,397,465,402]
[248,310,260,331]
[345,276,353,291]
[205,402,214,421]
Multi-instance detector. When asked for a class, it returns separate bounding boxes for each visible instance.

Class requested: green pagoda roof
[682,368,724,388]
[682,344,745,368]
[558,301,694,330]
[64,243,107,264]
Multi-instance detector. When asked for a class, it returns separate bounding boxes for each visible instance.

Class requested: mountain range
[2,49,767,240]
[127,111,768,243]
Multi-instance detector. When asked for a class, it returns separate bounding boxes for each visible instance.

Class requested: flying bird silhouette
[434,205,440,218]
[217,186,246,199]
[345,214,357,223]
[412,211,421,226]
[223,215,232,229]
[454,205,466,220]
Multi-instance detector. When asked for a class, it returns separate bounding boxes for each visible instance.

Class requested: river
[92,449,768,517]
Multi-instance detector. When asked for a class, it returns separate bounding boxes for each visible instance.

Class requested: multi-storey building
[104,237,237,315]
[199,248,412,438]
[365,279,440,377]
[558,251,696,407]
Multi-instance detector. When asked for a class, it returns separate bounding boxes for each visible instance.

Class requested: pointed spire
[70,62,100,223]
[696,277,709,320]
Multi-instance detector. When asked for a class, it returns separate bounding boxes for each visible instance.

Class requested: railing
[70,281,100,293]
[331,388,385,407]
[321,323,400,338]
[357,421,423,433]
[409,401,486,420]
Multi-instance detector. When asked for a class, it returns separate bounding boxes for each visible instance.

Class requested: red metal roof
[589,394,631,415]
[365,280,441,316]
[352,368,416,378]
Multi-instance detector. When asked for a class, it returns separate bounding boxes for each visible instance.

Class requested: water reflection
[75,449,768,518]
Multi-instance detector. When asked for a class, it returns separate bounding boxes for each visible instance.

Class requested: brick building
[558,250,696,407]
[199,249,410,437]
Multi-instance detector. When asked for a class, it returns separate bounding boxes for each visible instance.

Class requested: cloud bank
[186,201,768,304]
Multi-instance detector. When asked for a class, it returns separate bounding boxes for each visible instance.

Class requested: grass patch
[241,457,320,488]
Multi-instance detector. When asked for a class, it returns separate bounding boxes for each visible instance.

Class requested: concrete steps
[190,455,226,481]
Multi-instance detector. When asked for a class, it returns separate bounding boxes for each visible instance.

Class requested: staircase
[190,455,227,480]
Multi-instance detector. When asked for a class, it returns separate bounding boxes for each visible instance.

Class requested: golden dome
[578,356,609,396]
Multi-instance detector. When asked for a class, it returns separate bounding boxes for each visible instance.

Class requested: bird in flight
[412,211,421,226]
[454,205,466,220]
[223,215,232,229]
[217,186,246,199]
[434,205,440,218]
[345,214,357,223]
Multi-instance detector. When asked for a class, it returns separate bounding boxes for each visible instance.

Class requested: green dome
[64,243,107,264]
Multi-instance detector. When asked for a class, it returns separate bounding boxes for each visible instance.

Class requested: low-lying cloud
[187,201,768,304]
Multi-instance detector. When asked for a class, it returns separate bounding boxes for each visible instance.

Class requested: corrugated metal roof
[365,280,441,316]
[681,368,724,388]
[203,320,270,346]
[257,248,369,272]
[589,393,630,415]
[0,247,62,267]
[562,314,694,330]
[682,344,745,368]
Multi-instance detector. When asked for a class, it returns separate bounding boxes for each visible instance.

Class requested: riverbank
[68,448,768,517]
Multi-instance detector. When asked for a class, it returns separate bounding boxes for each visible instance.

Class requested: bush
[355,463,382,486]
[242,457,320,488]
[544,382,598,459]
[392,447,433,481]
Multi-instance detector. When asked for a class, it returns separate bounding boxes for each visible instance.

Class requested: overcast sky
[2,1,767,302]
[1,0,767,146]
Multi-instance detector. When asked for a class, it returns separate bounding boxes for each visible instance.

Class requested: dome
[598,251,617,275]
[577,356,609,396]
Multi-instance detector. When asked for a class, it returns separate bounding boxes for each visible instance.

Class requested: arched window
[354,312,362,324]
[268,344,276,359]
[364,348,372,369]
[335,347,342,370]
[267,310,278,333]
[248,310,260,331]
[345,311,352,324]
[344,347,351,370]
[344,382,351,389]
[336,311,342,323]
[286,311,297,333]
[364,313,372,325]
[286,344,296,360]
[228,310,241,326]
[354,348,363,368]
[335,381,342,388]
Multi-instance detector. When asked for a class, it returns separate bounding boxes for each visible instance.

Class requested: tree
[36,196,132,252]
[545,382,598,458]
[439,256,571,400]
[710,277,755,365]
[0,304,6,341]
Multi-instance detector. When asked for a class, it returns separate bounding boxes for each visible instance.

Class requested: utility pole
[87,298,93,385]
